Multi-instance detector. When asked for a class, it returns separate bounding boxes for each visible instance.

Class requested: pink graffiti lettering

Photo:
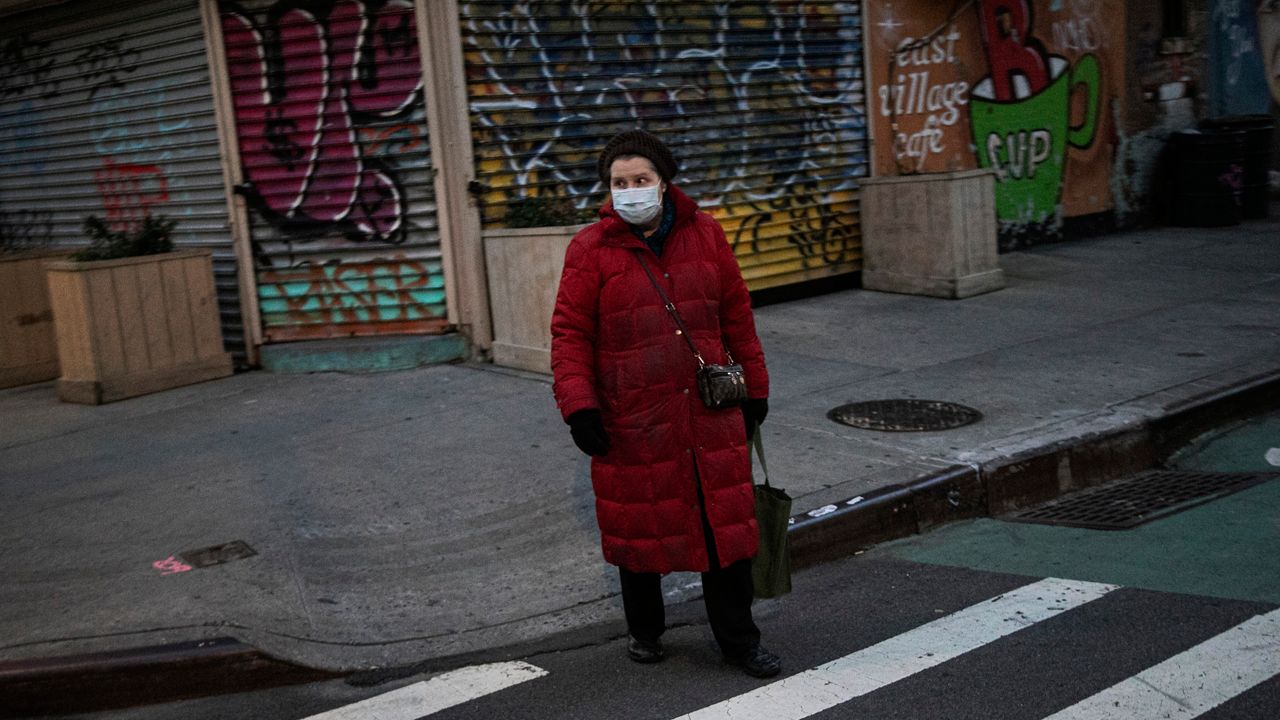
[94,158,170,232]
[152,556,193,576]
[222,1,422,242]
[979,0,1050,101]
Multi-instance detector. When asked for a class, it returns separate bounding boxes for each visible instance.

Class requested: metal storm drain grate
[1009,470,1279,530]
[179,540,258,569]
[828,399,982,432]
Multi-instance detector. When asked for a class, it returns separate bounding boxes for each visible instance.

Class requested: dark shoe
[627,636,665,664]
[725,645,781,678]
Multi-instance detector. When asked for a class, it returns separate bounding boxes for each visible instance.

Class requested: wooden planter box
[484,225,585,374]
[45,249,233,404]
[859,169,1005,299]
[0,251,67,389]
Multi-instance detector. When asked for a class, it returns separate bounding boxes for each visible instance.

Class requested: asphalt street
[52,408,1280,720]
[7,218,1278,718]
[5,215,1278,682]
[51,554,1279,720]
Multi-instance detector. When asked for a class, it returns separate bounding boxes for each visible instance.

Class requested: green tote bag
[750,427,792,598]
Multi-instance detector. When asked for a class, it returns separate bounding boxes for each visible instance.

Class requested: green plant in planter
[503,195,595,228]
[73,215,175,262]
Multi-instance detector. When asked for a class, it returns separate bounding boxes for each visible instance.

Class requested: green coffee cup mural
[969,54,1100,227]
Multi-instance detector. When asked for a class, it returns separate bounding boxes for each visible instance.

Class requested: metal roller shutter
[460,1,869,290]
[219,0,447,342]
[0,0,245,363]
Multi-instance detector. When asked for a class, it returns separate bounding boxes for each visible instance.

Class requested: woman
[550,129,780,678]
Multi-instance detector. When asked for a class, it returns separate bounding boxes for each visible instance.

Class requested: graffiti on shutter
[460,1,870,290]
[221,0,447,341]
[0,0,244,361]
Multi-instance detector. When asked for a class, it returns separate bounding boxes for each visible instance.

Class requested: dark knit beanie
[596,129,678,184]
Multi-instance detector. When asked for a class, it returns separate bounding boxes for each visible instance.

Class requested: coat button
[682,388,689,394]
[664,273,670,278]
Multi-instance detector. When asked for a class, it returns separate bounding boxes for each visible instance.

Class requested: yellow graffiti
[460,1,869,288]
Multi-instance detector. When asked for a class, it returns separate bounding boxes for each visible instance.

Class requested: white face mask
[612,185,663,225]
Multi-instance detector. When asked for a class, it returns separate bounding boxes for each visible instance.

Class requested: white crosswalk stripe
[299,661,547,720]
[1041,607,1280,719]
[673,577,1119,720]
[288,579,1280,720]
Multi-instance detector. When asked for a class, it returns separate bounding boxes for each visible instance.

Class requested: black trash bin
[1201,115,1275,219]
[1169,129,1246,227]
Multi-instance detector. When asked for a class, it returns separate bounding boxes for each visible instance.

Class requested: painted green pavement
[877,410,1280,604]
[1168,409,1280,473]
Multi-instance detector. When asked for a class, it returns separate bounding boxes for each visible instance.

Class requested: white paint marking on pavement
[674,578,1118,720]
[1041,607,1280,720]
[302,661,548,720]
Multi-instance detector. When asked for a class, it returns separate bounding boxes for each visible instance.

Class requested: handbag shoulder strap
[751,426,770,487]
[632,250,705,368]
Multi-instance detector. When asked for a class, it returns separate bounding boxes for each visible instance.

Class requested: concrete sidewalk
[2,215,1279,684]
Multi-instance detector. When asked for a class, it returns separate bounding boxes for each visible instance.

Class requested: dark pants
[619,558,760,655]
[619,469,760,655]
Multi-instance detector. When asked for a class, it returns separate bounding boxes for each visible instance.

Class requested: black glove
[567,409,610,456]
[742,398,769,441]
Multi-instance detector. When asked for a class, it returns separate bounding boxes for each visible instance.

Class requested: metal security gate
[0,0,245,361]
[460,1,870,290]
[220,0,448,342]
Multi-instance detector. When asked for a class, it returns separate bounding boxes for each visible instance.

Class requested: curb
[789,368,1280,570]
[7,371,1278,716]
[0,637,341,718]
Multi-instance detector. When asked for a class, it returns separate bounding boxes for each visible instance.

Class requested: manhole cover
[1008,470,1278,530]
[180,540,257,568]
[828,399,982,432]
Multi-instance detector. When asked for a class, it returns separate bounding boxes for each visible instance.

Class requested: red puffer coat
[551,185,768,575]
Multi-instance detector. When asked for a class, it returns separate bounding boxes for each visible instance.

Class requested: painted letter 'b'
[979,0,1050,101]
